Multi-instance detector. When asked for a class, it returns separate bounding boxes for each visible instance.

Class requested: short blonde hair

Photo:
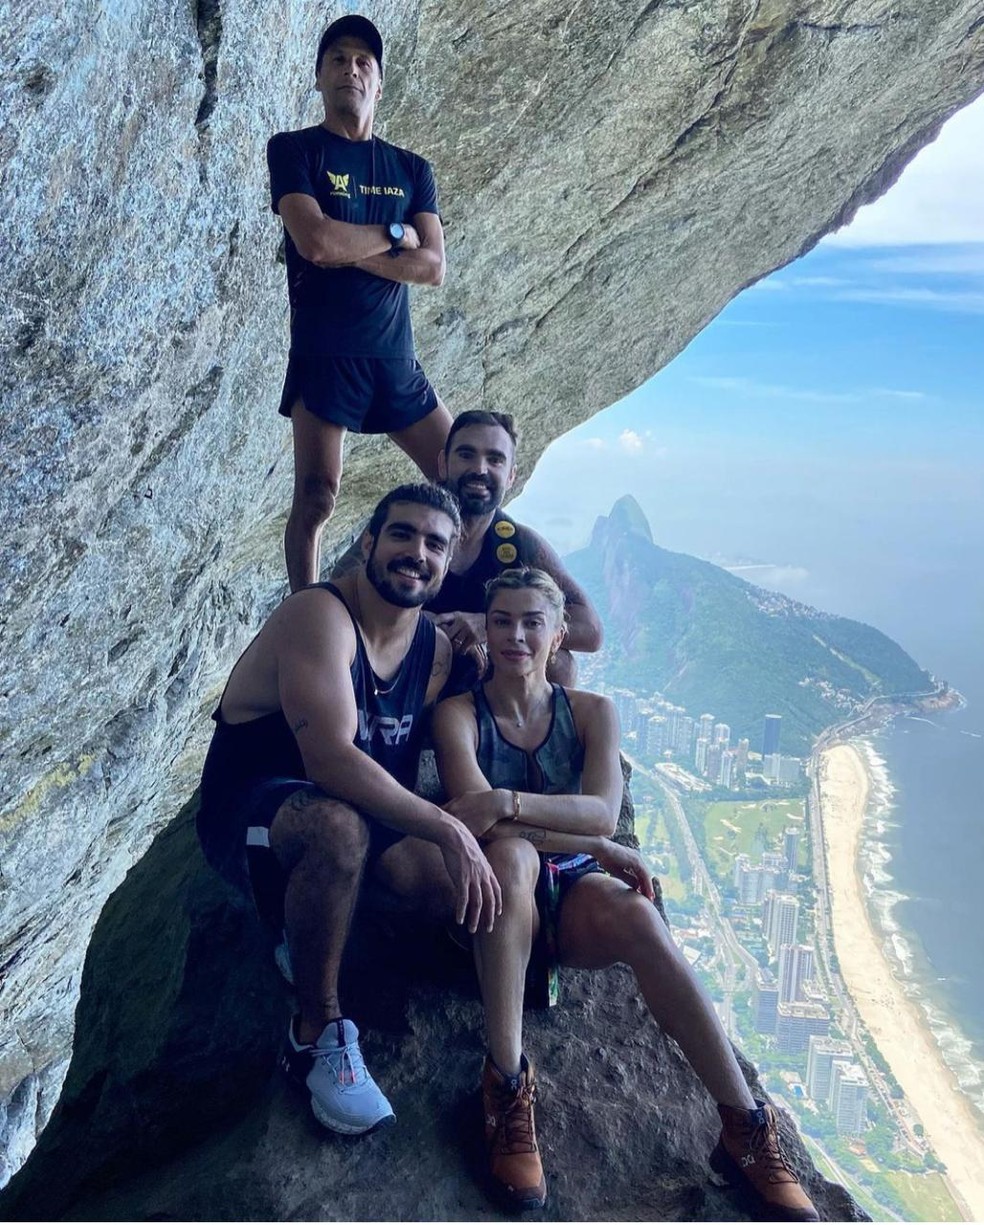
[484,567,566,629]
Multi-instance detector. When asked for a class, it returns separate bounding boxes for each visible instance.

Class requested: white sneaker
[282,1018,395,1135]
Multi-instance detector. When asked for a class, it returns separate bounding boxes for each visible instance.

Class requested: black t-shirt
[267,125,439,358]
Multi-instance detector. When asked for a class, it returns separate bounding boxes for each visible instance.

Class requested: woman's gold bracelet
[511,789,522,821]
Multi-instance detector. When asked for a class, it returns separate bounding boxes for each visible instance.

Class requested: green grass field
[881,1171,964,1222]
[702,798,808,880]
[636,803,689,903]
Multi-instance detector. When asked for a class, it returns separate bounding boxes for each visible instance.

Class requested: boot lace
[747,1115,798,1185]
[490,1081,538,1154]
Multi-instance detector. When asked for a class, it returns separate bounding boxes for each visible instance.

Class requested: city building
[764,892,799,957]
[831,1061,869,1135]
[673,714,695,756]
[718,749,735,789]
[705,741,723,783]
[778,756,803,785]
[763,752,781,781]
[778,943,815,1003]
[763,713,782,758]
[699,713,715,742]
[753,969,780,1035]
[775,1002,830,1054]
[713,721,731,746]
[694,736,709,774]
[806,1035,853,1103]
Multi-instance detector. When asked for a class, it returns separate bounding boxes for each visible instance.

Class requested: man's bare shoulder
[511,521,565,572]
[267,584,356,653]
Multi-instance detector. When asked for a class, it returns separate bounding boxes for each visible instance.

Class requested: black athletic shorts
[277,353,439,434]
[197,777,405,936]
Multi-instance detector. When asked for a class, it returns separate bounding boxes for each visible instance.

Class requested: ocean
[861,686,984,1123]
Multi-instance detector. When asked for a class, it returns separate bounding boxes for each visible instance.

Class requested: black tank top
[200,582,436,814]
[426,510,527,614]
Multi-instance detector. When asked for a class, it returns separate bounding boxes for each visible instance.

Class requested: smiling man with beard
[196,483,501,1136]
[428,410,602,689]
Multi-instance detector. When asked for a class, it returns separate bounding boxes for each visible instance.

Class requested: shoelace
[491,1082,538,1154]
[311,1040,367,1088]
[746,1118,798,1185]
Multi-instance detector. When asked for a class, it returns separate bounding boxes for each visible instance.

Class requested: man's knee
[293,471,340,528]
[546,649,577,686]
[270,793,369,877]
[484,837,539,893]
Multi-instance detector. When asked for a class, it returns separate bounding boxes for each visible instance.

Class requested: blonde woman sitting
[432,567,818,1221]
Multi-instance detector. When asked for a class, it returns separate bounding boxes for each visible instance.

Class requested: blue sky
[511,95,984,689]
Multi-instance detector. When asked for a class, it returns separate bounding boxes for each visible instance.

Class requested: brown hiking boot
[481,1054,547,1211]
[711,1101,820,1222]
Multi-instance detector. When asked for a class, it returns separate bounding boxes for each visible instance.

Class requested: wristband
[511,789,522,821]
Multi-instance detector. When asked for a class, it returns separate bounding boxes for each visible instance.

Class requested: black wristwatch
[387,222,405,258]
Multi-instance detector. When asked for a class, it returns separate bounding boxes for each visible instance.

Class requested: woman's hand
[592,839,656,900]
[444,789,513,839]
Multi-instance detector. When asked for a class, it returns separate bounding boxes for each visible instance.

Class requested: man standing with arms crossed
[268,15,451,590]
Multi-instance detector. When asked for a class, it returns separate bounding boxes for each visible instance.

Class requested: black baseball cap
[316,15,384,73]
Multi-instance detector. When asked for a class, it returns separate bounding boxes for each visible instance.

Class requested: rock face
[2,0,983,1184]
[0,799,864,1222]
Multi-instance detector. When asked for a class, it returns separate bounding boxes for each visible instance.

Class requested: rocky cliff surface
[0,798,864,1222]
[2,0,983,1186]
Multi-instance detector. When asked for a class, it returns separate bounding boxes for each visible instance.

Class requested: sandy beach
[818,743,984,1221]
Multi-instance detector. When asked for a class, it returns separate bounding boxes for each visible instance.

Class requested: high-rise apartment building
[718,749,735,789]
[694,736,710,774]
[764,892,799,957]
[831,1062,868,1135]
[699,713,715,741]
[713,721,731,746]
[778,943,815,1003]
[753,969,779,1035]
[806,1036,853,1103]
[775,1002,830,1053]
[763,713,782,758]
[673,714,695,756]
[705,742,723,782]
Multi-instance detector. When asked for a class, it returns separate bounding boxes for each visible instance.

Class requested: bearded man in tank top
[196,483,501,1136]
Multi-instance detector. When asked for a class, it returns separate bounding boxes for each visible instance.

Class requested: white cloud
[861,248,984,276]
[832,286,984,314]
[826,95,984,246]
[691,376,859,404]
[618,429,644,452]
[691,376,929,403]
[583,436,607,450]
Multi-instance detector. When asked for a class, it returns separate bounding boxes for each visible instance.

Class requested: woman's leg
[473,837,540,1074]
[556,872,754,1109]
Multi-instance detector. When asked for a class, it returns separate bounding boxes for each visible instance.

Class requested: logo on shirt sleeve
[496,543,518,564]
[494,520,516,539]
[327,171,351,198]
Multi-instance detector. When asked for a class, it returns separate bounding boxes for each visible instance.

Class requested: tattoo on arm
[291,717,309,735]
[519,828,547,844]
